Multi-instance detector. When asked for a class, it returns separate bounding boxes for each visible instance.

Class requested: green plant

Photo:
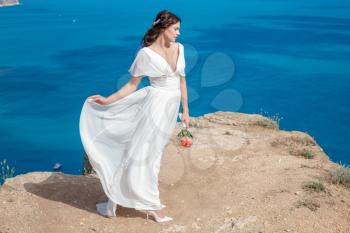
[300,149,315,159]
[289,148,315,159]
[271,136,316,148]
[254,118,279,130]
[329,163,350,188]
[0,159,15,185]
[295,199,320,211]
[289,136,316,146]
[302,181,326,193]
[177,123,193,139]
[255,110,283,130]
[83,167,96,176]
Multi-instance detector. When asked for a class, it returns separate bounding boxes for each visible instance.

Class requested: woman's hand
[181,112,190,128]
[87,95,110,105]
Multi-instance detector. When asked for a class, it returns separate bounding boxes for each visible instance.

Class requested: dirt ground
[1,111,349,233]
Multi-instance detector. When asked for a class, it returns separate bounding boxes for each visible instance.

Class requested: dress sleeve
[128,49,150,78]
[178,43,186,77]
[128,48,165,78]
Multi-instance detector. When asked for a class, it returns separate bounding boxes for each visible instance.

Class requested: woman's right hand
[87,94,110,105]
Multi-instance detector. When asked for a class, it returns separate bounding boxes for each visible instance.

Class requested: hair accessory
[152,19,160,26]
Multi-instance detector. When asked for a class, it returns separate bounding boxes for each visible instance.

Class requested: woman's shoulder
[176,42,183,49]
[136,46,150,57]
[177,42,185,54]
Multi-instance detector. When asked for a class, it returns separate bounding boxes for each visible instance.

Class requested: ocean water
[0,0,349,176]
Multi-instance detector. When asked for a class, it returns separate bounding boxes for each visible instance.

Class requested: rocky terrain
[1,111,349,233]
[0,0,19,7]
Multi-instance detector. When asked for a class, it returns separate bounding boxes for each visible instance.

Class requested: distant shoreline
[0,0,20,7]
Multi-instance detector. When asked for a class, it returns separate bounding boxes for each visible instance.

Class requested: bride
[79,10,190,222]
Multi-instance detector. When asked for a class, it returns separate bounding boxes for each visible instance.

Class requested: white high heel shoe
[96,199,117,217]
[146,210,173,223]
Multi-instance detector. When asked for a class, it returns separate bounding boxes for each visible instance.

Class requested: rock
[52,163,62,171]
[83,153,95,175]
[232,215,257,229]
[191,222,201,231]
[0,0,19,7]
[160,224,187,233]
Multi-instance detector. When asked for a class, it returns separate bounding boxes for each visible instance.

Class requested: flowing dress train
[79,42,186,215]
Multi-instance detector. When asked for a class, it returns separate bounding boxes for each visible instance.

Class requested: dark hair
[141,10,181,47]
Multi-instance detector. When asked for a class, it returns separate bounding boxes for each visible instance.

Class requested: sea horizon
[0,0,349,176]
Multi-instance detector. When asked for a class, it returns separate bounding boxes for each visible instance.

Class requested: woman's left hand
[181,112,190,128]
[87,94,110,105]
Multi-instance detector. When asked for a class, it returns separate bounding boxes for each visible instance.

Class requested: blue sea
[0,0,349,176]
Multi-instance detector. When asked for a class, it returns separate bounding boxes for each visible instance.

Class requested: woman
[79,10,190,222]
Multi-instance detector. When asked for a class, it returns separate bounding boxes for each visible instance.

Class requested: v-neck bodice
[128,42,186,90]
[143,43,180,74]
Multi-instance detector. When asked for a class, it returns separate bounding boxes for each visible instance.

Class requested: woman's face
[162,22,181,43]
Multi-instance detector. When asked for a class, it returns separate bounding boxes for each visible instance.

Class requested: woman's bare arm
[180,76,189,114]
[180,75,190,127]
[105,76,143,104]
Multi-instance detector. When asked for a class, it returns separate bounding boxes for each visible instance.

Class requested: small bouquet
[177,113,193,148]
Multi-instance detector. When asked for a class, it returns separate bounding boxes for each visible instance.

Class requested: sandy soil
[1,111,349,233]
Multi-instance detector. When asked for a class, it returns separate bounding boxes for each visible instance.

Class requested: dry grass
[0,159,16,186]
[302,181,326,193]
[289,148,315,159]
[271,136,316,148]
[329,163,350,188]
[252,118,279,130]
[295,199,320,211]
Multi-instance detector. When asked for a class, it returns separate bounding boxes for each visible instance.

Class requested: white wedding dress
[79,42,186,216]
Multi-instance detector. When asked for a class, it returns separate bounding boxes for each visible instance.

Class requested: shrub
[329,163,350,188]
[288,136,316,146]
[302,181,326,193]
[295,199,320,211]
[0,159,16,185]
[251,110,283,130]
[271,136,316,148]
[254,118,279,130]
[289,148,315,159]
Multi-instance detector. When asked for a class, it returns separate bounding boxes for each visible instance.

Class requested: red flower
[177,124,193,148]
